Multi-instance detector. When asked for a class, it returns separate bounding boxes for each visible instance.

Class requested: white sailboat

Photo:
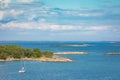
[19,67,25,73]
[19,52,26,73]
[19,61,26,73]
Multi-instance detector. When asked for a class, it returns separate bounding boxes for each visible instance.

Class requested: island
[0,45,73,62]
[54,52,87,54]
[106,52,120,55]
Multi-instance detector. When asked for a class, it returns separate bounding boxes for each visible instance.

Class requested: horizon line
[0,40,120,42]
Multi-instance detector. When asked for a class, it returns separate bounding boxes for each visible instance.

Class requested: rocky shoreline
[0,52,88,62]
[0,56,73,62]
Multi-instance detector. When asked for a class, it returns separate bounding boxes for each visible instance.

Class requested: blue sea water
[0,41,120,80]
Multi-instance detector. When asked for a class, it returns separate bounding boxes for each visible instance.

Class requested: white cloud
[78,13,103,17]
[0,22,33,29]
[0,11,4,20]
[19,0,34,3]
[0,9,24,20]
[0,0,11,3]
[0,0,39,8]
[0,21,76,31]
[0,20,113,32]
[10,9,24,16]
[0,0,11,8]
[85,26,109,31]
[6,0,11,3]
[63,10,104,17]
[0,0,38,4]
[18,0,40,3]
[46,24,75,31]
[49,12,58,15]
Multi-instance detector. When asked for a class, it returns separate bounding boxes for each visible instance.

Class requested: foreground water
[0,41,120,80]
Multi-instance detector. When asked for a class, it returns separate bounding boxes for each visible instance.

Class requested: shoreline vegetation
[0,45,74,62]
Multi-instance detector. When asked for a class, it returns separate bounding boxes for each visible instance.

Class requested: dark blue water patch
[0,41,120,53]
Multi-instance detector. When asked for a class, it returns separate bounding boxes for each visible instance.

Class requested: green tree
[43,51,53,58]
[33,48,42,57]
[0,52,7,60]
[0,45,53,59]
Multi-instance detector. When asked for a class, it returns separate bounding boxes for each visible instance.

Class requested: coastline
[0,56,73,62]
[0,52,88,62]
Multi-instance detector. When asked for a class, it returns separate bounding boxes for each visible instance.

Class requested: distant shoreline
[54,52,87,54]
[106,52,120,55]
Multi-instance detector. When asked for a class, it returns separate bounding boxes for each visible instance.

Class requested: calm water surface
[0,41,120,80]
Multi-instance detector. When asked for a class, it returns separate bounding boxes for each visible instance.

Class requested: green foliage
[0,45,53,60]
[0,52,7,60]
[33,48,42,57]
[23,49,33,58]
[43,51,53,58]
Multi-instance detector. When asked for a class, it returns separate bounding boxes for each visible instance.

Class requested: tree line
[0,45,53,60]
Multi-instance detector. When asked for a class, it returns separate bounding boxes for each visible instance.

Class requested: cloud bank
[0,21,114,31]
[0,0,120,41]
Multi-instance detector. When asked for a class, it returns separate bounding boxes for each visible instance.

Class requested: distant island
[106,52,120,55]
[54,52,87,54]
[0,45,73,62]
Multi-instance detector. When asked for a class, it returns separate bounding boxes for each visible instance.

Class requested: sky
[0,0,120,41]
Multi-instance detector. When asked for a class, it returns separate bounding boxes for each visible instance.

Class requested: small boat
[19,67,25,73]
[19,52,26,73]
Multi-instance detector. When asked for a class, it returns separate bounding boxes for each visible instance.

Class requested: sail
[19,67,25,73]
[19,52,26,73]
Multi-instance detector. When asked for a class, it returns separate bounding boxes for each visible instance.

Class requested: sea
[0,41,120,80]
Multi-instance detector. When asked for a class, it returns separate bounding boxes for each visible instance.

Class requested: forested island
[0,45,73,62]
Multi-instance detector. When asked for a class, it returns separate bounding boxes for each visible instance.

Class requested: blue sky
[0,0,120,41]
